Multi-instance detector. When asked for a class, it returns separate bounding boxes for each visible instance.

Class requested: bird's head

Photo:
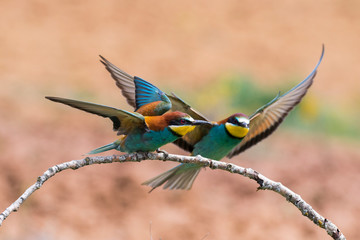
[223,113,250,138]
[165,111,211,136]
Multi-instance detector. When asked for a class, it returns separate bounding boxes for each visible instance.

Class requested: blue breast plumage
[119,128,179,153]
[192,124,244,160]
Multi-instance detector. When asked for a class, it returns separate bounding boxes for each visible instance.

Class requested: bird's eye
[180,119,186,124]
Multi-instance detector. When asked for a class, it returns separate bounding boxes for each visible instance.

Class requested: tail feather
[142,163,201,192]
[164,168,199,190]
[87,140,120,154]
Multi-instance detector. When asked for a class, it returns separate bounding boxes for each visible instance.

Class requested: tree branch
[0,152,345,239]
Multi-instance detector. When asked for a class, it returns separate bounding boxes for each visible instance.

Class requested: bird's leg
[156,148,169,159]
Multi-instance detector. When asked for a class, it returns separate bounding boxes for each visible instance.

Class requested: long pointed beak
[192,120,212,126]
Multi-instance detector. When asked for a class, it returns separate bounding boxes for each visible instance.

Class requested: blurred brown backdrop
[1,0,360,239]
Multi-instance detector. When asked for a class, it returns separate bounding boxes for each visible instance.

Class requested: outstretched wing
[134,76,171,112]
[99,55,136,108]
[45,96,147,135]
[168,93,209,121]
[99,56,209,120]
[227,45,325,158]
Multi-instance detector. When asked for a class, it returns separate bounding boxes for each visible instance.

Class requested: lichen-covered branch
[0,152,345,239]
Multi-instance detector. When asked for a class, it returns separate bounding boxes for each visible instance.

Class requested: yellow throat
[225,122,249,138]
[169,125,196,136]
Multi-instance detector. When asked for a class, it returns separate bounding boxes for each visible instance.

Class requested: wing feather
[133,76,171,111]
[99,55,136,108]
[172,124,214,153]
[99,56,209,120]
[45,96,146,135]
[227,46,324,158]
[168,93,210,121]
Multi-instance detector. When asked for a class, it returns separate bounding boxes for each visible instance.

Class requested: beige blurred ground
[0,0,360,239]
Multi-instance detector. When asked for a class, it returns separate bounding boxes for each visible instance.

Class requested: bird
[99,46,324,191]
[45,96,211,154]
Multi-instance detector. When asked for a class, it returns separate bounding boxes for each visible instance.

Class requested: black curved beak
[192,120,212,126]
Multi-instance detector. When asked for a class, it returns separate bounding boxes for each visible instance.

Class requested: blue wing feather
[134,76,169,110]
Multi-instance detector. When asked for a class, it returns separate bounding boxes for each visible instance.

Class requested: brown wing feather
[99,56,210,121]
[173,124,214,153]
[168,94,209,121]
[45,96,146,135]
[173,138,195,152]
[99,55,136,108]
[227,46,324,158]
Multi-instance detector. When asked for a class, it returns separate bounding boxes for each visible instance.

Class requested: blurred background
[1,0,360,239]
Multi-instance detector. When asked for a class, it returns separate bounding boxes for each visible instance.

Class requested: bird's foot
[156,148,169,159]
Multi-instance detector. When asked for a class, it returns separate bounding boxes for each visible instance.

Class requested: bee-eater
[99,46,324,191]
[46,96,210,154]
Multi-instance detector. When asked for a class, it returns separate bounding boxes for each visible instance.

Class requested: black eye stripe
[170,118,191,125]
[228,117,248,127]
[228,117,238,125]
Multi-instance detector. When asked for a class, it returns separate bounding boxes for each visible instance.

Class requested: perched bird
[46,96,210,154]
[129,76,172,116]
[99,46,324,191]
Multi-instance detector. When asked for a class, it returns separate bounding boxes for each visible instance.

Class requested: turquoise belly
[192,125,243,160]
[120,128,178,153]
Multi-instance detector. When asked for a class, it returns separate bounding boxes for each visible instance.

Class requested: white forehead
[236,116,250,124]
[183,116,195,121]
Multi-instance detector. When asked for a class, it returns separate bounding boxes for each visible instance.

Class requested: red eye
[180,119,186,124]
